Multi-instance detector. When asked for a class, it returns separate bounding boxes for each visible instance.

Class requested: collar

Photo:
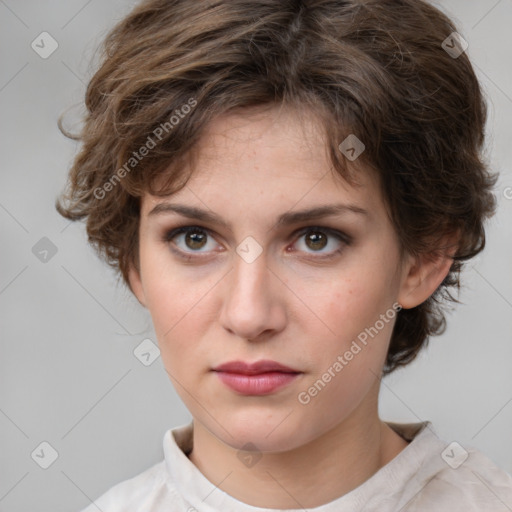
[163,420,442,511]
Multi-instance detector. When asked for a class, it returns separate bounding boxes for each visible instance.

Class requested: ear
[128,264,147,308]
[397,234,459,309]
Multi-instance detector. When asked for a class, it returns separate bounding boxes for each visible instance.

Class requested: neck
[187,392,409,508]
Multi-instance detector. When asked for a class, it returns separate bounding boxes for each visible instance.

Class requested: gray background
[1,1,511,511]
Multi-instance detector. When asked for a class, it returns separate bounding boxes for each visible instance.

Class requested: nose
[219,248,287,342]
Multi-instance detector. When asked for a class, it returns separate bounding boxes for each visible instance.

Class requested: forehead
[141,105,382,219]
[198,105,325,165]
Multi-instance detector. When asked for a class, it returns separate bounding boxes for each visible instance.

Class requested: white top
[80,421,512,511]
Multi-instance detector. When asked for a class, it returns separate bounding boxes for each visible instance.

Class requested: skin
[129,105,454,508]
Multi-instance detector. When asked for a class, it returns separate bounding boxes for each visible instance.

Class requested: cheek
[296,278,396,421]
[322,273,390,333]
[141,268,220,375]
[304,265,397,368]
[140,243,205,328]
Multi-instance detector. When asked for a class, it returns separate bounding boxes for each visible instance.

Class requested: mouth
[211,360,302,395]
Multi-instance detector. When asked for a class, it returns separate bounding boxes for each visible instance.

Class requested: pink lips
[212,360,301,395]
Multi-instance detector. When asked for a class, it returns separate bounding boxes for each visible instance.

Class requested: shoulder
[78,424,194,512]
[411,451,512,511]
[78,459,184,512]
[388,423,512,511]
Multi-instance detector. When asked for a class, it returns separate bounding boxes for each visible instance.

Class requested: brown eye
[183,229,208,250]
[292,227,351,259]
[304,231,328,251]
[164,225,351,262]
[165,226,217,255]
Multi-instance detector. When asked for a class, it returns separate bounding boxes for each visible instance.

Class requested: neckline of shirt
[163,420,444,512]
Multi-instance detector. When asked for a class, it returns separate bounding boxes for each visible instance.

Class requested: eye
[164,226,220,258]
[163,225,351,260]
[290,226,350,259]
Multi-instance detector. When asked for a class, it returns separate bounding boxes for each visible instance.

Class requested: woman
[57,0,512,510]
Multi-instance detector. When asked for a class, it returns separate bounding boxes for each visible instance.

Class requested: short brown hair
[56,0,498,375]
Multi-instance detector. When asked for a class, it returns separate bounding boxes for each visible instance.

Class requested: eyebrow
[148,202,369,230]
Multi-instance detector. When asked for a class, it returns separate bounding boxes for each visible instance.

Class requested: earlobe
[128,264,147,308]
[397,243,457,310]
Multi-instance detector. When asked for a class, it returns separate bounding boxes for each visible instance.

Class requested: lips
[212,360,301,395]
[212,360,300,375]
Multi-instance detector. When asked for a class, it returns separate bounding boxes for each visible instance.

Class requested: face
[130,106,417,453]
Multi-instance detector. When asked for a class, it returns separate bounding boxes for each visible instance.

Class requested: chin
[211,414,317,454]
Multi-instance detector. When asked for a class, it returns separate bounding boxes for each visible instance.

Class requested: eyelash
[162,225,352,261]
